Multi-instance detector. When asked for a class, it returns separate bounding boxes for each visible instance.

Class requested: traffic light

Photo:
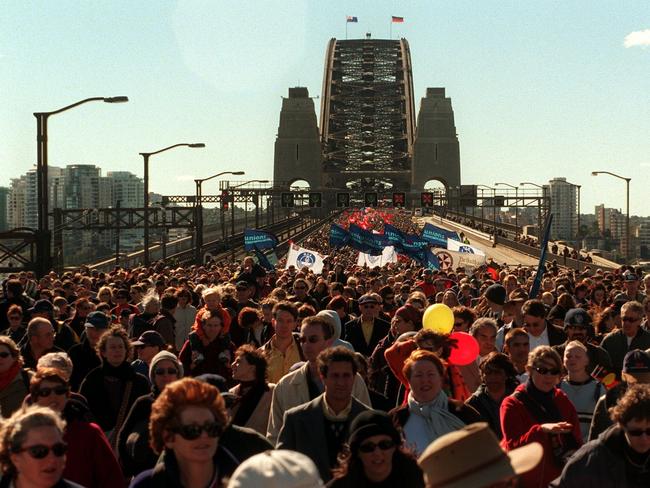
[421,192,434,207]
[336,192,350,208]
[364,192,378,207]
[308,192,322,208]
[494,196,505,207]
[281,192,294,208]
[392,192,405,208]
[221,190,229,211]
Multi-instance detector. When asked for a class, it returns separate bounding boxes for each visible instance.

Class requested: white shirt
[528,326,550,351]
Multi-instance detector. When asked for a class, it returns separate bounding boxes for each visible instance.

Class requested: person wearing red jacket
[28,367,126,487]
[500,346,582,488]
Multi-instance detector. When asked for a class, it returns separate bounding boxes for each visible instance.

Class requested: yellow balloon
[422,304,454,334]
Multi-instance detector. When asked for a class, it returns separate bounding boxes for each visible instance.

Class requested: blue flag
[253,246,276,271]
[425,247,441,270]
[421,223,460,248]
[383,224,406,246]
[349,224,385,256]
[529,214,554,299]
[329,223,350,249]
[244,229,278,251]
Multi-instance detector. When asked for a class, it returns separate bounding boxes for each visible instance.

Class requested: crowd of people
[0,207,649,487]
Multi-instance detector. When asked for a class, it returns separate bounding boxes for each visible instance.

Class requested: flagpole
[346,19,348,40]
[389,19,392,39]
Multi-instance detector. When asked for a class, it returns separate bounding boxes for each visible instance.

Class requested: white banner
[446,238,486,256]
[357,246,398,268]
[285,243,327,275]
[435,248,486,272]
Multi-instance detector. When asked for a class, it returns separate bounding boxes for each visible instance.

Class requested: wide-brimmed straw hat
[418,422,543,488]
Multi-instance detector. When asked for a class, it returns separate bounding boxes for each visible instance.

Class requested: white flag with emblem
[446,238,486,256]
[357,245,398,267]
[285,243,327,274]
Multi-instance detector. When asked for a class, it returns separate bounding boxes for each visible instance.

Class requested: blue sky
[1,1,649,215]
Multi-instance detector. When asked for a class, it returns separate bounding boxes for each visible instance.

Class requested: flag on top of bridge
[346,16,358,23]
[420,223,460,248]
[391,16,404,23]
[446,238,486,256]
[329,223,350,249]
[244,229,278,251]
[285,243,327,275]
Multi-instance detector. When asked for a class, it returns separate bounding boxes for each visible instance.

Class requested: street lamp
[228,180,270,241]
[476,185,494,228]
[495,182,518,235]
[34,96,128,275]
[193,170,245,265]
[141,143,205,266]
[592,171,631,263]
[520,182,548,243]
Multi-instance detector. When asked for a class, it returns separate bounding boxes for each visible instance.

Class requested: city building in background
[0,187,9,232]
[548,177,578,241]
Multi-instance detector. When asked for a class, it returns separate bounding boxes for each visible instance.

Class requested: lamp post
[495,182,518,235]
[228,180,270,241]
[193,170,245,265]
[476,185,494,229]
[592,171,631,263]
[34,96,128,275]
[520,182,547,243]
[141,143,205,266]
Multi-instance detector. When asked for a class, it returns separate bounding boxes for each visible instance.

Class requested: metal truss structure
[320,38,416,190]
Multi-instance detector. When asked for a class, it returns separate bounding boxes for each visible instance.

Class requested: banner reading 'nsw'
[329,223,350,249]
[421,223,460,248]
[446,239,486,256]
[244,229,278,251]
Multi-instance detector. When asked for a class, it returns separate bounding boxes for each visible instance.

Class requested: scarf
[524,379,562,423]
[0,361,21,391]
[407,390,465,441]
[232,381,268,427]
[101,360,135,381]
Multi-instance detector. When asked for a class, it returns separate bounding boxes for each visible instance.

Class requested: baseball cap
[84,311,111,330]
[484,284,507,306]
[564,308,591,328]
[29,299,54,314]
[358,294,379,305]
[131,330,165,348]
[622,349,650,382]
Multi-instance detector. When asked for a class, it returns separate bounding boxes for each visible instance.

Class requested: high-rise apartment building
[0,187,8,232]
[548,177,578,241]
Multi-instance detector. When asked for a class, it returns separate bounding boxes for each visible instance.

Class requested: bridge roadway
[416,215,540,267]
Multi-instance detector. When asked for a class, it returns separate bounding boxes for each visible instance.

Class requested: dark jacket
[277,394,370,482]
[178,331,234,380]
[600,327,650,376]
[466,384,512,440]
[129,311,157,339]
[368,333,400,407]
[20,343,64,370]
[53,318,79,352]
[129,447,237,488]
[68,338,101,391]
[327,453,424,488]
[79,361,151,432]
[0,326,26,345]
[0,477,83,488]
[588,382,627,441]
[117,392,157,478]
[551,425,650,488]
[544,321,568,347]
[152,309,176,347]
[343,316,391,357]
[219,423,273,464]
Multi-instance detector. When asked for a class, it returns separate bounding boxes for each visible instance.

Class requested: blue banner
[529,214,554,299]
[383,224,406,246]
[244,229,278,251]
[349,224,385,256]
[253,246,277,271]
[329,223,350,249]
[421,223,460,248]
[425,247,441,270]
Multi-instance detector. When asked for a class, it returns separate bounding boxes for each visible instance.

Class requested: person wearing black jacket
[79,326,150,442]
[68,311,110,391]
[344,294,390,357]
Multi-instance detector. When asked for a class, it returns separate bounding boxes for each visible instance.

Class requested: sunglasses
[34,386,69,398]
[0,352,12,359]
[622,317,640,323]
[534,366,561,376]
[154,367,179,376]
[172,421,221,440]
[626,428,650,437]
[358,439,396,453]
[299,335,321,344]
[13,442,67,459]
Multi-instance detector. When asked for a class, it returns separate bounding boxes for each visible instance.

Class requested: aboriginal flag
[392,16,404,23]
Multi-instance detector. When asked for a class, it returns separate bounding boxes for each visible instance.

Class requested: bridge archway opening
[289,179,310,191]
[424,179,447,198]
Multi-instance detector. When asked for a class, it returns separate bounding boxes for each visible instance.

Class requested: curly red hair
[192,307,231,344]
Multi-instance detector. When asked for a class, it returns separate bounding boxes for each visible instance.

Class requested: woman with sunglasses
[118,351,184,479]
[0,405,82,488]
[328,410,424,487]
[0,336,31,418]
[2,304,26,345]
[551,384,650,487]
[500,346,582,488]
[29,367,124,487]
[129,377,234,487]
